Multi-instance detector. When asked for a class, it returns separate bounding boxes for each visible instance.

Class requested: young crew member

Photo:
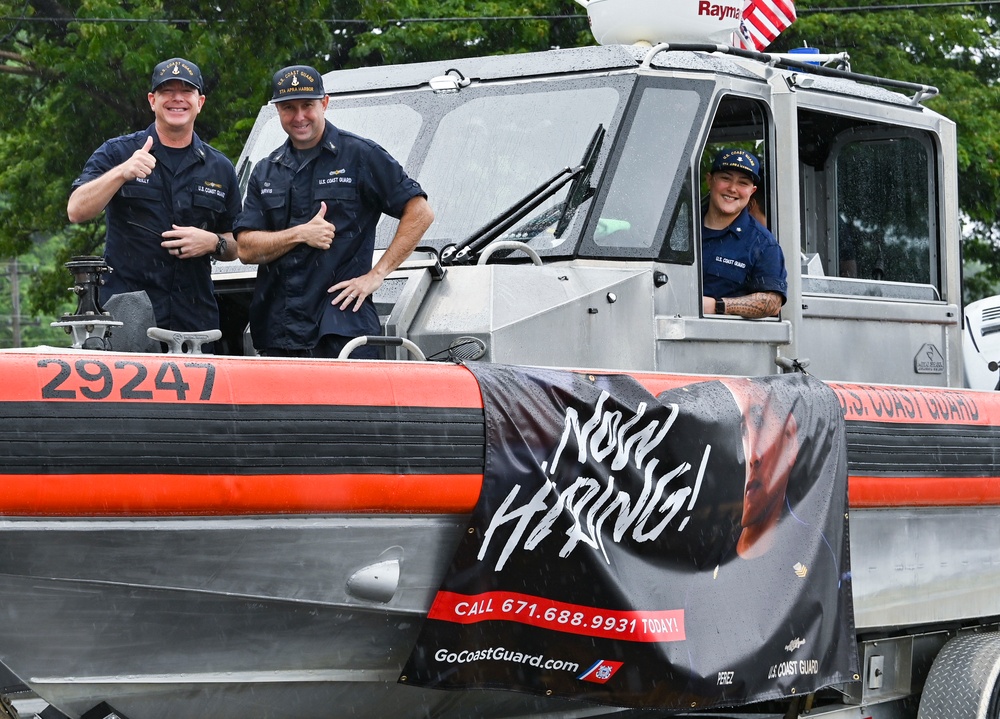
[701,148,787,319]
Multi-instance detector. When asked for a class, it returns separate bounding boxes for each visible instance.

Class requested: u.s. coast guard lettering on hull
[478,390,711,571]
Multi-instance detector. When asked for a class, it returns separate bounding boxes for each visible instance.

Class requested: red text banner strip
[427,590,686,643]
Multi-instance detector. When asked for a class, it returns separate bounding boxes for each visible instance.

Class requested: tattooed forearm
[721,292,783,319]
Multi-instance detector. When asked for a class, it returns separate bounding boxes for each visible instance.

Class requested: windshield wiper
[440,124,606,266]
[554,125,605,239]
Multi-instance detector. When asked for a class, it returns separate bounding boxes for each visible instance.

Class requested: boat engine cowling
[963,295,1000,391]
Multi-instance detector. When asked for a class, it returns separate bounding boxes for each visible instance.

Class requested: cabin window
[236,103,426,234]
[798,108,940,297]
[242,103,424,178]
[417,83,624,253]
[699,95,771,226]
[662,176,694,261]
[579,79,710,261]
[835,137,934,285]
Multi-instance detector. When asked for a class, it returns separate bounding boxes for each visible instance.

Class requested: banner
[400,367,856,711]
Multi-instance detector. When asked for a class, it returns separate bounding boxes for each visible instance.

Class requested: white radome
[576,0,743,46]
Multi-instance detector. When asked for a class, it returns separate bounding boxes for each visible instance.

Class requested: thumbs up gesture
[299,201,336,250]
[121,135,156,181]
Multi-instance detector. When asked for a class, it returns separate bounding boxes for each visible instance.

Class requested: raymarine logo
[697,0,741,21]
[785,637,806,652]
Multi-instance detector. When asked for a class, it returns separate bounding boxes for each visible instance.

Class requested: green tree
[349,0,589,65]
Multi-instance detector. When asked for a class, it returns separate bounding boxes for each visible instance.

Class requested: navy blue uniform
[71,124,241,332]
[234,121,426,352]
[702,208,788,302]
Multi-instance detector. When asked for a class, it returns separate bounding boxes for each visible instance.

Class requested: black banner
[401,366,857,711]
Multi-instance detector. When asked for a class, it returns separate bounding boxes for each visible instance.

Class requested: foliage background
[1,0,998,347]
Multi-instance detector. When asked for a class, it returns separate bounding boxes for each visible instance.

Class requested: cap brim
[152,78,202,92]
[715,166,760,184]
[270,93,327,104]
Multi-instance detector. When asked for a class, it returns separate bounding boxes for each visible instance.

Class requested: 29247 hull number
[38,358,215,401]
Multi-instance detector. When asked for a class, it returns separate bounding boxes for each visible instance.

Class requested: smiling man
[701,148,787,319]
[67,58,241,337]
[236,65,433,359]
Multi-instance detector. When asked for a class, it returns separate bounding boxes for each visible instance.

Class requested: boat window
[797,109,940,295]
[661,174,694,261]
[242,103,424,180]
[695,96,774,314]
[835,136,934,285]
[237,103,428,253]
[579,79,710,261]
[417,82,625,253]
[699,95,771,226]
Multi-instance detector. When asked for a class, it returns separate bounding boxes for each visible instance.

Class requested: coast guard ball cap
[711,148,762,184]
[270,65,326,103]
[151,58,203,93]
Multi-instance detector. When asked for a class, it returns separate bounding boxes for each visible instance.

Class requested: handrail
[640,42,938,105]
[477,241,543,266]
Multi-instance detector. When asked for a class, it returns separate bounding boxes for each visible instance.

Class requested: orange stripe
[831,382,1000,426]
[849,475,1000,508]
[9,354,1000,512]
[5,473,1000,516]
[8,352,485,407]
[0,473,483,516]
[13,351,1000,423]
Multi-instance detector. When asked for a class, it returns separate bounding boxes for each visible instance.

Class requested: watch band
[214,233,227,257]
[715,298,726,315]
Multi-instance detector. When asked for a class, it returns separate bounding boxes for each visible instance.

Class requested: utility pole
[9,258,20,348]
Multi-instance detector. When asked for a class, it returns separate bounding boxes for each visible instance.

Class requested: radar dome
[577,0,743,46]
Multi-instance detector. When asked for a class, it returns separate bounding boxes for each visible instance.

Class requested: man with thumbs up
[67,58,241,338]
[235,65,433,359]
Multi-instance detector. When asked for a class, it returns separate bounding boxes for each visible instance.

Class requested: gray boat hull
[1,506,999,718]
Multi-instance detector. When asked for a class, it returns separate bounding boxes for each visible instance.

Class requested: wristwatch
[715,298,726,315]
[214,233,227,257]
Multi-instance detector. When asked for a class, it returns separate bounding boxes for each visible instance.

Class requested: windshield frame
[577,76,714,263]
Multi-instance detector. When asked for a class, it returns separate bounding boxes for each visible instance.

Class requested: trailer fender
[918,632,1000,719]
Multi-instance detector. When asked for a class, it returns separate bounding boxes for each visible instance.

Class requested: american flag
[734,0,797,51]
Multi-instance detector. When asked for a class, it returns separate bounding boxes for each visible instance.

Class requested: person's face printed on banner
[722,379,800,559]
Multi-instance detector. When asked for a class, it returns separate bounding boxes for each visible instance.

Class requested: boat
[1,1,1000,717]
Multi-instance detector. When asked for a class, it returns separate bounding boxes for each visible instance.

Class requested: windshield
[419,85,621,254]
[241,74,714,258]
